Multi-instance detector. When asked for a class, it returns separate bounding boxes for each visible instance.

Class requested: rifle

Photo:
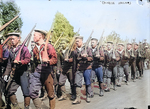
[2,37,11,48]
[131,39,136,58]
[124,37,129,58]
[141,39,147,57]
[26,24,36,47]
[54,32,64,48]
[65,28,80,60]
[2,28,20,48]
[0,15,19,32]
[42,29,53,62]
[84,30,94,55]
[138,41,142,58]
[6,24,36,90]
[96,30,104,56]
[112,38,117,60]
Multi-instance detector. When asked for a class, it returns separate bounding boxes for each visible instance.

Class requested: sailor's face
[91,40,97,48]
[134,44,138,50]
[118,45,124,51]
[11,35,20,46]
[33,32,42,43]
[107,43,112,50]
[103,45,107,50]
[76,38,83,48]
[127,44,131,50]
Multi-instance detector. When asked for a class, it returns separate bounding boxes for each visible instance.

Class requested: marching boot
[105,78,110,92]
[9,95,21,109]
[112,78,117,91]
[41,92,48,101]
[70,85,76,100]
[99,82,104,96]
[40,86,47,100]
[56,84,62,98]
[33,98,42,109]
[49,98,55,109]
[125,75,129,85]
[5,96,11,109]
[86,95,90,103]
[24,97,30,109]
[58,85,67,101]
[39,87,44,98]
[72,87,81,104]
[54,84,59,99]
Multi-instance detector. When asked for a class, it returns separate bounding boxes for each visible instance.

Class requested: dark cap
[75,36,83,40]
[118,43,124,46]
[91,38,98,41]
[7,32,20,37]
[107,41,113,44]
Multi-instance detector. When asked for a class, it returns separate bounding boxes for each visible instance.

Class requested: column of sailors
[0,31,148,109]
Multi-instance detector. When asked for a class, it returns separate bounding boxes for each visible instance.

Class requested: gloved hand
[57,70,60,75]
[3,75,10,82]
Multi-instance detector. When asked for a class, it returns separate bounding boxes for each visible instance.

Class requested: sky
[4,0,150,43]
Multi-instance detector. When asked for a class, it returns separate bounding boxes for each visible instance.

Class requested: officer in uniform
[29,30,57,109]
[72,36,93,104]
[90,38,105,96]
[3,32,31,109]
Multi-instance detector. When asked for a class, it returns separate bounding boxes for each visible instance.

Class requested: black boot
[70,85,76,100]
[5,96,11,109]
[57,85,62,98]
[99,82,104,96]
[39,87,44,98]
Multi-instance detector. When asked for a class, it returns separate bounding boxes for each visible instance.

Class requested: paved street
[2,69,150,109]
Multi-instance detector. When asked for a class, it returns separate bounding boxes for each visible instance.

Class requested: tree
[0,1,23,39]
[104,31,124,44]
[51,12,75,48]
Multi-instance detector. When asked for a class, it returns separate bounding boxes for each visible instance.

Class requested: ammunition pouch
[93,61,103,66]
[41,62,50,67]
[78,60,91,64]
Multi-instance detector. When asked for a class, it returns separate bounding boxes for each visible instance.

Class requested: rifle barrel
[0,15,19,32]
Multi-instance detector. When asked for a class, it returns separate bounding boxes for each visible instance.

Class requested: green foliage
[0,1,23,39]
[104,31,124,44]
[105,31,124,43]
[51,12,75,48]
